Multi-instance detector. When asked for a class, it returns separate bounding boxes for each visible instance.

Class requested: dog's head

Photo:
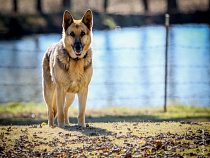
[62,10,93,59]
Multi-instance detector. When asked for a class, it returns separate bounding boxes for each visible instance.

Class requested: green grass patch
[0,102,209,126]
[0,102,46,113]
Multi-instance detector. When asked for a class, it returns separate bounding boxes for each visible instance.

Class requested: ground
[0,122,210,157]
[0,103,210,157]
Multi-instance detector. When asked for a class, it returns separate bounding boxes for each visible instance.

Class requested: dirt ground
[0,122,210,157]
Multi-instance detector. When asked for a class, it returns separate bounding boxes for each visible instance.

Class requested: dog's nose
[74,43,82,51]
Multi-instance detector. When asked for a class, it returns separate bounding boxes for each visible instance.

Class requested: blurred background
[0,0,209,109]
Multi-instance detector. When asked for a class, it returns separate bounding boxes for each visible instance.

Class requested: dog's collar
[63,48,88,61]
[70,52,88,61]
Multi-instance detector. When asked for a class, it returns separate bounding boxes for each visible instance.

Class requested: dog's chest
[52,47,92,93]
[66,61,87,93]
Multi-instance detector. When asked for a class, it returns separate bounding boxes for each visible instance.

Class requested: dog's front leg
[78,87,88,127]
[56,85,66,128]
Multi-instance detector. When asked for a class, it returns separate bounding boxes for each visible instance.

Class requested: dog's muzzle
[73,43,83,56]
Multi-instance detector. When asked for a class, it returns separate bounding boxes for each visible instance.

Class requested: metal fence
[0,24,209,109]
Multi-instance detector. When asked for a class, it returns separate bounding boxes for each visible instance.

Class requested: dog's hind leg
[64,93,75,126]
[42,53,56,126]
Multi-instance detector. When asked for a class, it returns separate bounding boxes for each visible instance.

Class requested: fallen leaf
[0,133,4,139]
[155,141,162,150]
[139,141,145,145]
[21,128,28,133]
[157,150,165,155]
[148,148,152,153]
[41,122,46,126]
[32,125,37,128]
[121,149,126,153]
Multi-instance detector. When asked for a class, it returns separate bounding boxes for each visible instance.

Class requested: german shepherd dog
[42,10,93,128]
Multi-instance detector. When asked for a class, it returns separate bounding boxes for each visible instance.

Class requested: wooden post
[164,14,169,112]
[13,0,17,12]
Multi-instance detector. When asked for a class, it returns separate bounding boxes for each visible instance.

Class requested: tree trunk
[142,0,148,12]
[63,0,71,10]
[167,0,178,13]
[13,0,17,12]
[37,0,42,13]
[209,0,210,12]
[104,0,108,12]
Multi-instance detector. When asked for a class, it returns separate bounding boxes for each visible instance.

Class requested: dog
[42,9,93,128]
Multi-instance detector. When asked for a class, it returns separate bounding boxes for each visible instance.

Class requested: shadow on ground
[0,114,209,126]
[64,124,113,136]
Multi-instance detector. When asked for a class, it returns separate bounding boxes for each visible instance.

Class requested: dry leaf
[41,122,46,126]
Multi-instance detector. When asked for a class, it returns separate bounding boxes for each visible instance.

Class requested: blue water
[0,24,209,108]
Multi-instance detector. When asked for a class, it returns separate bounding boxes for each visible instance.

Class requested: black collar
[70,52,88,61]
[63,48,88,61]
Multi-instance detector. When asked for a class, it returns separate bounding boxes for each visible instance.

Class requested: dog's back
[42,42,57,84]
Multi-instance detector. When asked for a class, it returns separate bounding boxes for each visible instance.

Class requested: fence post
[164,14,169,112]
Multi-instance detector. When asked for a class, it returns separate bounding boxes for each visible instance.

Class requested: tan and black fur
[42,10,93,127]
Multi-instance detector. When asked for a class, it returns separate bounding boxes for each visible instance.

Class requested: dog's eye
[81,31,85,37]
[70,32,75,37]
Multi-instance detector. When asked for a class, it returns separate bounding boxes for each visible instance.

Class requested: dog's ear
[63,10,74,31]
[82,9,93,30]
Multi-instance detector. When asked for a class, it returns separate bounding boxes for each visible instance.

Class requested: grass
[0,102,209,125]
[0,102,210,157]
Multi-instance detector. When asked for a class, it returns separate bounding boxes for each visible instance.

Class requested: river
[0,24,209,108]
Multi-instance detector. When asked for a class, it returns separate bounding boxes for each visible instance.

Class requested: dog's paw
[58,123,65,128]
[78,122,85,127]
[64,123,71,127]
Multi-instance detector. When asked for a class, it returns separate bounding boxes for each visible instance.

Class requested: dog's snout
[73,43,83,56]
[74,43,82,51]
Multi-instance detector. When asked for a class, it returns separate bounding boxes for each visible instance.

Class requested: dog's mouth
[72,43,84,56]
[74,50,82,56]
